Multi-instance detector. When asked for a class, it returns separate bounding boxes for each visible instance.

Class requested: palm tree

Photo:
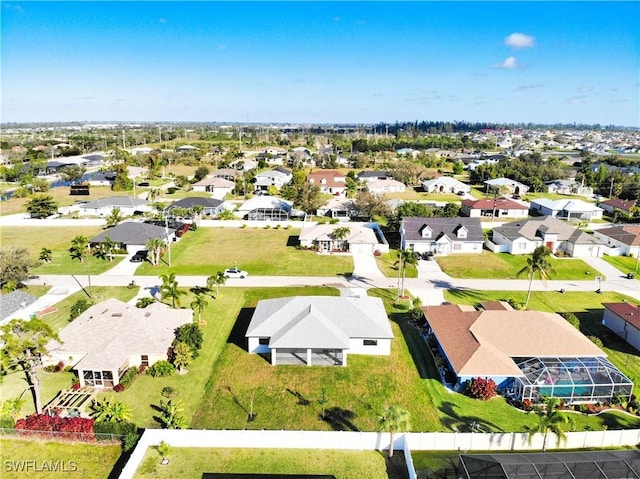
[160,272,185,308]
[206,271,227,297]
[394,249,420,299]
[145,237,165,266]
[528,397,574,451]
[147,187,161,202]
[39,247,52,263]
[69,235,92,296]
[331,226,351,251]
[516,246,556,308]
[190,294,209,325]
[376,404,411,458]
[105,207,123,227]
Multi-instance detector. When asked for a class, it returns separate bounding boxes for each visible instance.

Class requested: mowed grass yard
[0,438,122,479]
[135,227,354,276]
[602,254,639,277]
[1,226,122,275]
[375,249,418,278]
[134,448,388,479]
[436,251,601,279]
[191,288,639,433]
[444,289,640,398]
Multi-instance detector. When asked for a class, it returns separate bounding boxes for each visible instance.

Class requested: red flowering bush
[113,384,124,393]
[466,377,498,400]
[15,414,94,440]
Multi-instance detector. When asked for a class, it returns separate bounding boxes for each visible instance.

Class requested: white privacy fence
[118,428,640,479]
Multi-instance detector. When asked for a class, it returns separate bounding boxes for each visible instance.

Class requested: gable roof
[90,221,168,245]
[484,177,528,189]
[212,168,240,179]
[0,291,38,321]
[601,198,637,212]
[422,304,605,377]
[422,177,467,188]
[308,170,346,187]
[79,196,148,209]
[401,217,484,243]
[493,216,603,245]
[357,170,390,179]
[367,179,405,189]
[603,302,640,330]
[531,198,602,212]
[462,197,527,210]
[299,224,378,245]
[46,299,192,370]
[595,225,640,246]
[193,177,235,188]
[246,296,393,349]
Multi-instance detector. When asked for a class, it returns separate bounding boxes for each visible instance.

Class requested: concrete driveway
[352,251,385,279]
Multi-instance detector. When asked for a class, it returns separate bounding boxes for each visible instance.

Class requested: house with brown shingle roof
[593,224,640,257]
[600,198,638,216]
[602,303,640,352]
[308,170,347,195]
[460,197,528,219]
[421,303,633,404]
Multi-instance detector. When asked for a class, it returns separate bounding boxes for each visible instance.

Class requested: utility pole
[609,178,614,198]
[122,130,126,149]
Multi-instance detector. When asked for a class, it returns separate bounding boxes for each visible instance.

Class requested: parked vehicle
[627,272,635,280]
[423,251,436,261]
[130,250,147,263]
[224,268,248,279]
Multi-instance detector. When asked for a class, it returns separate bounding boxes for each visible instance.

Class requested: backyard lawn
[602,254,639,277]
[436,251,602,279]
[134,448,389,479]
[134,227,354,276]
[0,438,122,479]
[444,289,640,397]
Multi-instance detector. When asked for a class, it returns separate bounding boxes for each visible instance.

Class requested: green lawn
[436,251,602,279]
[134,448,388,479]
[0,287,139,417]
[0,438,122,479]
[134,227,353,276]
[602,254,639,277]
[105,287,338,428]
[375,249,418,278]
[190,288,639,433]
[444,289,640,397]
[1,226,122,275]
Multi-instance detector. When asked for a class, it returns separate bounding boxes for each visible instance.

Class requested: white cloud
[504,32,535,49]
[578,85,594,93]
[514,84,544,91]
[218,44,226,51]
[494,56,518,69]
[566,96,586,104]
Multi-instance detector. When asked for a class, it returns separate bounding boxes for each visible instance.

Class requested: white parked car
[224,268,248,279]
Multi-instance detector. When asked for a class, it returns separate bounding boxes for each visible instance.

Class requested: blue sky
[2,1,638,126]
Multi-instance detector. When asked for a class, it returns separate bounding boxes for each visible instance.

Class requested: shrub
[506,299,525,311]
[113,384,124,393]
[70,298,92,321]
[161,386,179,398]
[15,414,94,437]
[94,419,137,437]
[136,297,156,309]
[275,224,281,229]
[264,225,271,229]
[174,323,203,358]
[588,335,604,348]
[466,377,498,400]
[561,312,580,329]
[119,366,139,389]
[147,360,175,377]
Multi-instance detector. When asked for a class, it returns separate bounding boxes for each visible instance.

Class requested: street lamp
[595,275,602,294]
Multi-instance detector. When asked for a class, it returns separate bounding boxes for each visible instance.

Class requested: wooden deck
[44,387,95,415]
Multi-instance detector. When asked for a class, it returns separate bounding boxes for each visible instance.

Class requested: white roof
[299,223,378,245]
[532,198,603,212]
[422,177,468,188]
[237,195,292,213]
[246,296,393,349]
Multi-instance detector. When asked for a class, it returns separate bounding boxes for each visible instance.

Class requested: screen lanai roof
[422,305,605,377]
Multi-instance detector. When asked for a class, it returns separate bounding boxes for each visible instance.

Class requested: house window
[453,243,462,251]
[259,338,269,345]
[363,339,378,346]
[141,355,149,367]
[518,242,527,250]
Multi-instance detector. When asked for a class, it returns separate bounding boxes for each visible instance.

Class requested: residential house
[400,217,484,255]
[229,158,258,172]
[315,197,361,221]
[253,167,293,192]
[545,179,594,197]
[421,177,471,194]
[76,196,151,217]
[165,197,225,217]
[236,195,294,221]
[421,302,632,404]
[484,177,529,196]
[192,176,236,199]
[176,144,198,152]
[0,291,37,322]
[593,225,640,257]
[530,198,603,221]
[308,170,347,195]
[211,168,241,182]
[44,299,192,388]
[366,179,406,194]
[600,199,637,217]
[460,197,528,219]
[299,223,384,253]
[602,303,640,352]
[357,170,392,183]
[90,221,174,253]
[246,296,393,366]
[490,216,604,257]
[397,147,420,158]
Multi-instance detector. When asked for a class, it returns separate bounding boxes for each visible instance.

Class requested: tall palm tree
[145,237,165,266]
[516,246,556,308]
[395,250,420,299]
[160,272,185,308]
[190,294,209,325]
[207,271,227,297]
[105,207,123,228]
[376,404,411,458]
[528,397,574,451]
[331,226,351,251]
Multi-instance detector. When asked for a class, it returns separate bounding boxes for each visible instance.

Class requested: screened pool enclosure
[512,356,633,404]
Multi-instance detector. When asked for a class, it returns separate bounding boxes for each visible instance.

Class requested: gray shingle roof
[246,296,393,349]
[493,216,603,245]
[0,291,37,321]
[167,197,223,210]
[401,217,484,243]
[79,196,148,209]
[90,222,169,245]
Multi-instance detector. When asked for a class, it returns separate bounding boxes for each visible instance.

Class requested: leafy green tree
[318,386,329,420]
[516,246,556,308]
[217,209,237,220]
[0,318,59,414]
[206,271,227,297]
[157,440,171,461]
[174,323,203,358]
[395,250,420,298]
[70,298,92,321]
[172,342,193,371]
[105,207,123,228]
[355,190,391,220]
[59,165,86,184]
[26,194,58,219]
[528,397,574,451]
[69,235,90,263]
[0,247,34,289]
[90,398,132,423]
[281,181,323,214]
[193,166,210,182]
[39,247,52,263]
[160,272,185,308]
[376,405,411,458]
[190,294,208,325]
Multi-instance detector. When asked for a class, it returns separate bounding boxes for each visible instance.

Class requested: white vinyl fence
[118,428,640,479]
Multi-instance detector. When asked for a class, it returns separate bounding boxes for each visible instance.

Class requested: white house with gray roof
[400,217,484,255]
[530,198,603,221]
[421,176,471,194]
[484,177,529,196]
[75,196,151,217]
[44,299,192,388]
[90,221,173,253]
[246,296,393,366]
[299,223,384,253]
